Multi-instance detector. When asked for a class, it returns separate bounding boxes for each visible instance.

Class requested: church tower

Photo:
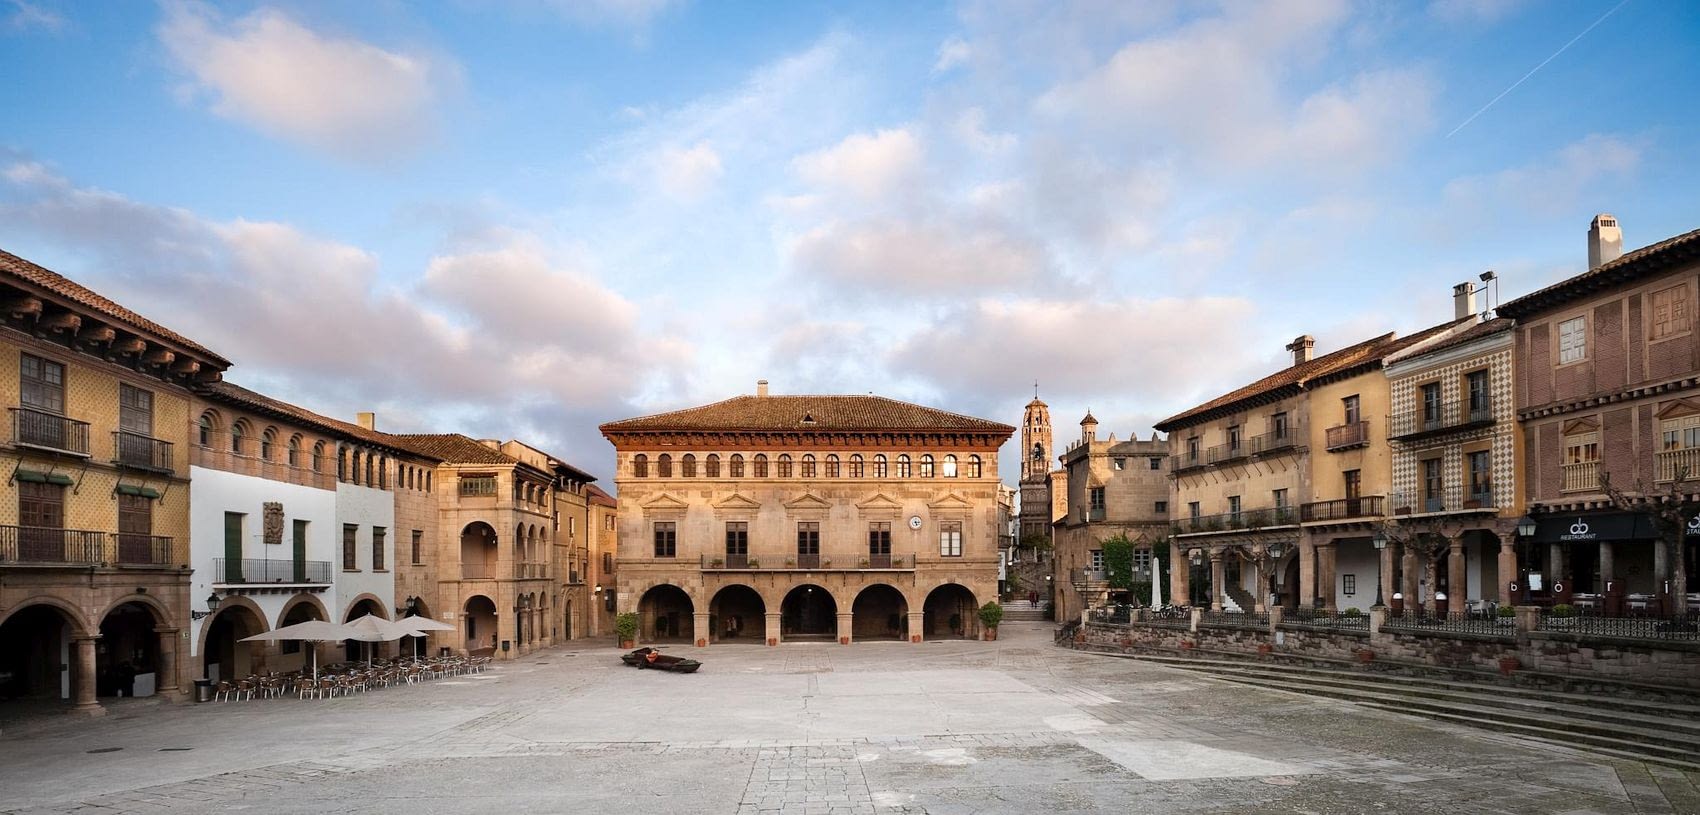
[1018,394,1055,540]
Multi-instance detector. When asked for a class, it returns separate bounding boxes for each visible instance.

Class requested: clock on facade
[908,515,923,530]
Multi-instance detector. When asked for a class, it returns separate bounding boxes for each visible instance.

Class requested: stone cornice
[1517,376,1700,421]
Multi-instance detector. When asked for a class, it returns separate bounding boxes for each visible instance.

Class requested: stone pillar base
[907,611,925,643]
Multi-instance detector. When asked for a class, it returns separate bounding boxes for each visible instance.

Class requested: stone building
[1498,216,1700,612]
[586,483,618,637]
[0,248,228,713]
[599,382,1013,646]
[1052,412,1169,621]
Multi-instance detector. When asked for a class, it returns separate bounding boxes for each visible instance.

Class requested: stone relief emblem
[263,501,284,545]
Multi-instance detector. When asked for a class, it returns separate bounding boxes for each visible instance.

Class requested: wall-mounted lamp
[190,591,222,620]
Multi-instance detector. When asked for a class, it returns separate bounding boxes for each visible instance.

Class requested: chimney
[1286,335,1314,367]
[357,412,376,431]
[1452,282,1478,321]
[478,439,501,450]
[756,379,769,398]
[1589,213,1623,269]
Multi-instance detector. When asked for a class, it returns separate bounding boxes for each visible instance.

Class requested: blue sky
[2,0,1697,486]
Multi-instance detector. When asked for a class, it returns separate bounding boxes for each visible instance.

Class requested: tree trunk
[1674,535,1690,616]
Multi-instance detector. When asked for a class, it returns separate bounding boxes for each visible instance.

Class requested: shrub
[1341,607,1363,617]
[978,601,1004,630]
[1550,603,1576,618]
[615,612,639,641]
[1497,605,1516,618]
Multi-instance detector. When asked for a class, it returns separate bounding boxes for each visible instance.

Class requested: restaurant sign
[1533,512,1653,543]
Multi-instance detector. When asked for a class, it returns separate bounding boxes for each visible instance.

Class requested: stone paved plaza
[0,623,1695,814]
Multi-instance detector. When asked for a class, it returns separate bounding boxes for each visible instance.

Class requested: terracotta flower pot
[1497,656,1520,676]
[839,636,849,645]
[619,639,635,649]
[1257,644,1273,656]
[1355,648,1375,663]
[985,628,998,641]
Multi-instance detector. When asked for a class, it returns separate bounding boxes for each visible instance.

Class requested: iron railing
[1536,609,1700,641]
[1324,421,1369,451]
[1199,610,1269,629]
[1300,496,1384,522]
[1250,428,1300,455]
[1390,397,1495,438]
[113,533,172,566]
[211,557,332,584]
[1174,505,1299,535]
[1279,606,1370,632]
[11,407,90,455]
[699,553,911,570]
[1088,606,1132,625]
[1391,490,1497,514]
[113,430,173,472]
[1381,608,1512,638]
[0,525,105,565]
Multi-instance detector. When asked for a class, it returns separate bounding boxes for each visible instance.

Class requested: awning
[1532,511,1655,543]
[16,470,73,486]
[115,484,161,499]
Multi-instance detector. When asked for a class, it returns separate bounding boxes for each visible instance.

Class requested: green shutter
[14,470,47,483]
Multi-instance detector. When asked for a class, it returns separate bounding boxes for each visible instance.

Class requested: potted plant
[615,613,639,649]
[1547,603,1577,629]
[978,601,1003,641]
[748,558,761,568]
[1342,607,1363,618]
[859,558,870,568]
[1497,605,1516,626]
[823,559,833,568]
[785,558,795,568]
[1497,655,1520,675]
[709,558,724,568]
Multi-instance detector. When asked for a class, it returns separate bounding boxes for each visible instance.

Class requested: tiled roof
[1392,317,1514,361]
[384,434,520,466]
[203,381,438,458]
[600,395,1014,434]
[1497,226,1700,318]
[0,248,231,366]
[586,483,617,507]
[1155,319,1469,430]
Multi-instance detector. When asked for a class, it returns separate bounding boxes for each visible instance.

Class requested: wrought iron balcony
[0,525,105,565]
[10,407,90,456]
[113,533,174,566]
[700,553,912,570]
[1390,397,1496,440]
[1300,496,1384,523]
[211,557,332,585]
[113,431,173,473]
[1249,429,1299,455]
[1174,505,1299,535]
[1392,490,1497,514]
[1324,421,1370,451]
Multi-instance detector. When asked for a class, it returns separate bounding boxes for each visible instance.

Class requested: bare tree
[1600,470,1694,616]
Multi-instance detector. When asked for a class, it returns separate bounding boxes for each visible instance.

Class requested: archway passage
[781,584,836,640]
[638,585,693,644]
[0,605,76,704]
[709,585,764,643]
[277,599,325,672]
[1282,557,1302,611]
[460,521,498,579]
[97,602,159,698]
[852,584,908,641]
[343,597,388,661]
[400,597,434,660]
[203,605,266,682]
[464,595,497,656]
[922,584,978,639]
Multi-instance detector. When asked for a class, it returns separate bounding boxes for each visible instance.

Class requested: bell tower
[1021,395,1053,482]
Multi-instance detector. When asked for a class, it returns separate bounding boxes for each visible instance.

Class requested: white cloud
[157,2,457,161]
[788,217,1045,296]
[952,108,1016,155]
[652,142,723,201]
[792,128,924,201]
[1441,134,1641,216]
[933,36,971,73]
[5,0,64,33]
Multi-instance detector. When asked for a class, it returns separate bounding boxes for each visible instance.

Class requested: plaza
[1,623,1692,815]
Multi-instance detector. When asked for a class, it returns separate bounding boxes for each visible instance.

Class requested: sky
[1,0,1697,490]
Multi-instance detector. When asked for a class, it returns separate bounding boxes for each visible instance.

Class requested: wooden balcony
[1324,421,1370,452]
[1562,460,1600,493]
[1300,496,1384,523]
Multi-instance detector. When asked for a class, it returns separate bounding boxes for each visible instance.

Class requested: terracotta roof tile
[384,434,520,465]
[203,381,437,458]
[1392,317,1514,361]
[0,248,230,366]
[600,395,1014,434]
[586,483,617,507]
[1498,226,1700,318]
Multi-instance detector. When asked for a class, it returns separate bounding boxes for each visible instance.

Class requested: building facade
[1052,413,1169,621]
[600,384,1013,645]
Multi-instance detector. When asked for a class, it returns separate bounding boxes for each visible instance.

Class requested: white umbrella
[395,615,454,660]
[241,620,353,680]
[1152,554,1165,608]
[343,614,411,667]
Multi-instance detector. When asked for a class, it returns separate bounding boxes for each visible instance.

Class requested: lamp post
[1515,515,1536,603]
[1264,542,1284,609]
[1188,548,1203,607]
[1372,531,1388,608]
[190,591,221,621]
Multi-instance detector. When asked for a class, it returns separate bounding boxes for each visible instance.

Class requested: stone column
[1209,551,1225,611]
[1599,541,1616,585]
[1498,537,1517,604]
[693,612,710,647]
[1654,538,1669,583]
[836,612,853,645]
[1379,543,1396,607]
[1317,541,1338,612]
[1447,538,1466,606]
[906,611,924,643]
[1170,545,1189,607]
[72,636,102,716]
[765,611,782,646]
[154,626,181,696]
[1249,558,1266,612]
[1401,544,1420,606]
[1297,536,1316,610]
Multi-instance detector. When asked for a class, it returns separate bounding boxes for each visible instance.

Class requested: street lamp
[191,591,221,621]
[1516,516,1536,538]
[1371,531,1388,607]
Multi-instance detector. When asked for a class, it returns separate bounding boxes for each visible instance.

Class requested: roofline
[1497,227,1700,318]
[199,385,438,460]
[601,424,1016,436]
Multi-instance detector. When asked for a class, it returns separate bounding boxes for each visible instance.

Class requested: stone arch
[278,593,330,628]
[92,593,170,631]
[461,521,498,578]
[342,593,389,621]
[463,594,498,654]
[197,596,268,680]
[97,601,164,697]
[0,597,92,637]
[779,583,837,640]
[851,583,908,641]
[708,584,764,643]
[0,601,88,702]
[636,583,694,643]
[922,583,979,640]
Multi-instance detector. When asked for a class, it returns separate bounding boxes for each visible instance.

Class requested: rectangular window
[1421,382,1441,425]
[1186,436,1200,461]
[1089,549,1103,572]
[1133,550,1151,573]
[1148,457,1161,470]
[1422,458,1443,507]
[1342,395,1361,425]
[118,383,153,436]
[1271,412,1289,439]
[1272,488,1288,508]
[1467,451,1492,500]
[1089,486,1106,510]
[372,526,386,571]
[1112,457,1125,470]
[939,521,962,557]
[342,524,358,571]
[459,475,497,496]
[1342,574,1357,596]
[653,522,677,558]
[1565,431,1600,464]
[1227,424,1242,453]
[1558,316,1587,363]
[19,353,65,413]
[1466,370,1490,416]
[797,522,820,556]
[1227,495,1241,522]
[1653,283,1690,340]
[868,522,891,556]
[115,493,152,563]
[1661,416,1700,451]
[725,522,748,556]
[15,482,63,562]
[824,457,839,478]
[1188,501,1200,519]
[1344,469,1362,500]
[1154,500,1167,513]
[411,530,424,565]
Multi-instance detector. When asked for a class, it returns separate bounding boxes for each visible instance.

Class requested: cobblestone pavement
[1,623,1695,814]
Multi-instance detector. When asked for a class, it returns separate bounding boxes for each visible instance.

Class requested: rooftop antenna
[1034,380,1039,399]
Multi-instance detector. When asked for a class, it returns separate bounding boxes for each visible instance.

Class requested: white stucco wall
[1333,539,1380,612]
[336,482,396,621]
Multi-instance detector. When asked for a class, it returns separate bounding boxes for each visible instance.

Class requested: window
[231,421,246,454]
[941,455,957,477]
[896,454,912,478]
[1227,425,1242,453]
[1467,371,1490,416]
[1342,574,1357,596]
[777,454,793,478]
[967,455,982,478]
[1112,457,1125,470]
[730,453,744,478]
[825,454,840,478]
[118,383,152,436]
[287,435,301,467]
[868,522,891,555]
[460,475,497,496]
[681,454,696,478]
[1468,451,1492,499]
[653,522,677,558]
[752,454,768,477]
[18,480,65,530]
[849,454,865,478]
[657,454,673,478]
[1271,412,1289,440]
[261,428,276,460]
[796,522,820,556]
[920,455,935,478]
[411,530,424,565]
[873,454,888,478]
[725,522,748,556]
[342,524,358,571]
[632,454,648,478]
[1089,549,1104,572]
[939,521,962,557]
[1422,458,1443,507]
[1089,486,1106,511]
[1566,430,1600,464]
[1558,316,1587,363]
[1154,500,1167,513]
[1227,495,1241,521]
[1421,383,1441,425]
[1133,550,1151,573]
[1148,457,1161,470]
[312,441,325,472]
[1653,284,1690,340]
[1344,469,1362,500]
[1186,436,1200,462]
[705,454,721,478]
[1343,395,1361,425]
[801,454,816,478]
[1188,501,1200,519]
[19,354,64,413]
[366,453,374,485]
[199,414,214,447]
[1273,488,1288,508]
[372,527,387,571]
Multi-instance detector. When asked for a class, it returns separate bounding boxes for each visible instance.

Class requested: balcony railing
[1324,421,1369,451]
[1300,496,1384,523]
[114,431,173,473]
[1656,447,1700,483]
[1391,490,1497,514]
[700,554,912,570]
[0,525,105,565]
[1085,506,1106,522]
[11,407,90,456]
[1390,397,1495,439]
[113,534,173,566]
[1174,505,1299,535]
[462,563,494,579]
[1249,429,1299,455]
[1171,450,1205,471]
[1562,460,1599,492]
[211,557,332,585]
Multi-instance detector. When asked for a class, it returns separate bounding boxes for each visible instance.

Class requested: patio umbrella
[395,615,455,661]
[240,620,354,680]
[343,614,412,667]
[1151,556,1164,608]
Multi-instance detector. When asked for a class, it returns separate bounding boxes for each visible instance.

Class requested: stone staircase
[1001,600,1048,622]
[1223,584,1255,613]
[1089,650,1700,770]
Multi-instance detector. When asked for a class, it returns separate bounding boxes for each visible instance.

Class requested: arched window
[896,454,912,478]
[824,454,840,478]
[657,453,673,478]
[260,428,276,460]
[681,454,697,478]
[849,454,864,478]
[919,454,935,478]
[286,434,301,467]
[967,455,982,478]
[313,441,326,473]
[942,454,958,477]
[350,449,361,483]
[336,445,347,479]
[230,421,247,454]
[705,453,721,478]
[800,454,816,478]
[729,454,744,478]
[873,454,888,478]
[365,452,374,485]
[632,454,649,478]
[777,454,793,478]
[197,412,215,447]
[378,456,388,489]
[425,472,432,492]
[753,454,769,478]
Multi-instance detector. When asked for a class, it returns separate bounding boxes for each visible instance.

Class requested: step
[1354,702,1700,771]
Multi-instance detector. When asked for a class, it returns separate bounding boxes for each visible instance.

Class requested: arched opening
[97,602,160,698]
[0,604,78,705]
[464,595,497,655]
[780,584,836,640]
[1282,556,1302,611]
[343,597,387,661]
[563,599,573,641]
[637,584,693,643]
[460,521,498,579]
[852,584,908,641]
[922,584,978,639]
[708,584,764,643]
[202,604,266,682]
[277,598,326,672]
[399,597,434,659]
